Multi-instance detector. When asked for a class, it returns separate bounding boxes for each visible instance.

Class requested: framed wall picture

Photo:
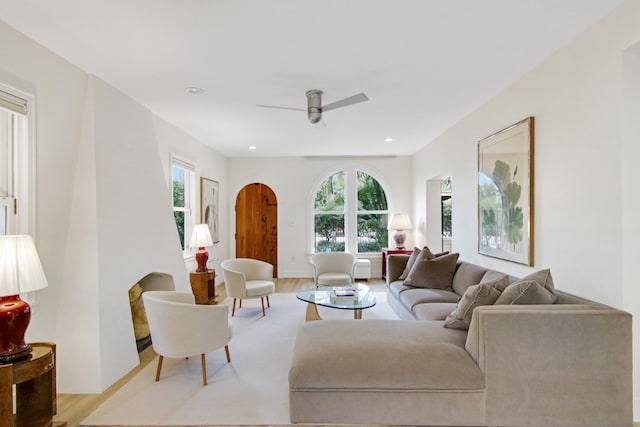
[200,177,220,243]
[478,117,534,265]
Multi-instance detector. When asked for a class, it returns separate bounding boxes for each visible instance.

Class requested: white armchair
[309,252,357,286]
[141,291,231,386]
[221,258,276,316]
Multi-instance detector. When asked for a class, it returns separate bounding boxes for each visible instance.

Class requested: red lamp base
[195,247,209,272]
[0,294,32,364]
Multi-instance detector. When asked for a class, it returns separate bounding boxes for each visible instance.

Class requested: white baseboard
[634,396,640,422]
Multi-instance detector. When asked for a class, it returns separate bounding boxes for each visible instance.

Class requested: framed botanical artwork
[200,177,220,243]
[478,117,534,265]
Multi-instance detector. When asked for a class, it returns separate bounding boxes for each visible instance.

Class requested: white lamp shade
[0,235,48,296]
[387,213,413,230]
[190,224,214,248]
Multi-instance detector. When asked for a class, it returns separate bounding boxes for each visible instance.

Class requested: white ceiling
[0,0,623,157]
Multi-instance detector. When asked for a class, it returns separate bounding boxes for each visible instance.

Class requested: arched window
[313,169,389,253]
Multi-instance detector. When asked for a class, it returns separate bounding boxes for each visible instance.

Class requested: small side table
[0,342,66,427]
[189,269,217,304]
[381,248,413,280]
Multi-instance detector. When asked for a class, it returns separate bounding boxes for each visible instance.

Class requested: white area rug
[81,292,398,426]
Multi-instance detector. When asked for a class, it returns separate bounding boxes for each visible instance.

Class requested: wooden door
[235,183,278,276]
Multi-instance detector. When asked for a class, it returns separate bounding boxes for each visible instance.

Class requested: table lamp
[190,224,214,272]
[0,235,48,363]
[387,213,413,249]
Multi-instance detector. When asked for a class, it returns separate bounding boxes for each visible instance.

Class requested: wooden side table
[0,342,66,427]
[381,248,413,280]
[189,269,217,304]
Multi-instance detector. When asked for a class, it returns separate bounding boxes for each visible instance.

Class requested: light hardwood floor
[56,278,386,427]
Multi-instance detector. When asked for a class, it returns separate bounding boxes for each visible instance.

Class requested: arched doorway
[235,183,278,276]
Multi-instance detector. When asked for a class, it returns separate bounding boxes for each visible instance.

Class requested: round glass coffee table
[296,283,376,321]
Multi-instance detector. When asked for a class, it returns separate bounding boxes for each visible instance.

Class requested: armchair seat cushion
[245,280,276,297]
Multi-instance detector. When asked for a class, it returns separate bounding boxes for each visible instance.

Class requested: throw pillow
[403,252,459,290]
[443,276,509,330]
[494,280,557,305]
[398,247,422,280]
[518,268,555,294]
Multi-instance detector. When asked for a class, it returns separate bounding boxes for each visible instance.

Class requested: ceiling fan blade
[321,93,369,112]
[256,104,306,111]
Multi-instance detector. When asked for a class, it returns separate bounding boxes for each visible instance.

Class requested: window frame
[0,83,36,237]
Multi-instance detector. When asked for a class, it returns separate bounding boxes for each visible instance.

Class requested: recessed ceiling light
[248,145,257,150]
[384,137,394,142]
[185,86,204,95]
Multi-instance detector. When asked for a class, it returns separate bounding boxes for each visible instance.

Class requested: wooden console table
[0,342,66,427]
[381,248,413,280]
[189,269,217,304]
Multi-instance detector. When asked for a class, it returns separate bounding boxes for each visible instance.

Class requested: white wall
[0,20,226,392]
[226,156,412,278]
[411,0,640,416]
[153,116,228,283]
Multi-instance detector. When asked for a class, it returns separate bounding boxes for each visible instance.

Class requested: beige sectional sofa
[288,253,632,426]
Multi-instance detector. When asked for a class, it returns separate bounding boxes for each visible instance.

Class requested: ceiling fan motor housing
[306,89,323,123]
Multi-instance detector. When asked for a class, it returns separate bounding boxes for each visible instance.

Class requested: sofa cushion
[495,280,557,305]
[399,287,461,313]
[388,280,413,299]
[413,302,458,321]
[443,276,510,330]
[451,262,491,296]
[289,320,485,391]
[403,252,459,290]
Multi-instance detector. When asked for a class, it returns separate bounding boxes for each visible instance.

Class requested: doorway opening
[425,176,452,252]
[441,177,452,253]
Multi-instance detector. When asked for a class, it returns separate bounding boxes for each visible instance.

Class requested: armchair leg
[201,354,207,386]
[155,355,164,382]
[225,345,231,362]
[232,298,237,316]
[261,297,266,316]
[239,299,243,308]
[266,295,270,308]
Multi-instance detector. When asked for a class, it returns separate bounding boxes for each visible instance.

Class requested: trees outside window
[314,172,345,252]
[313,169,389,253]
[356,171,388,252]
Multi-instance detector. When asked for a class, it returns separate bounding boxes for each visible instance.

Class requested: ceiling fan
[257,89,369,124]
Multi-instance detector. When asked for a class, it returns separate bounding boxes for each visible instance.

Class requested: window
[313,169,389,253]
[171,157,195,250]
[356,171,389,252]
[314,171,345,252]
[0,86,33,236]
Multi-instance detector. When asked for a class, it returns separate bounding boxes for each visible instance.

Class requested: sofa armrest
[466,304,632,427]
[386,254,410,285]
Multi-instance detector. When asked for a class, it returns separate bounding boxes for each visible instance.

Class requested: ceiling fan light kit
[258,89,369,124]
[306,89,323,124]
